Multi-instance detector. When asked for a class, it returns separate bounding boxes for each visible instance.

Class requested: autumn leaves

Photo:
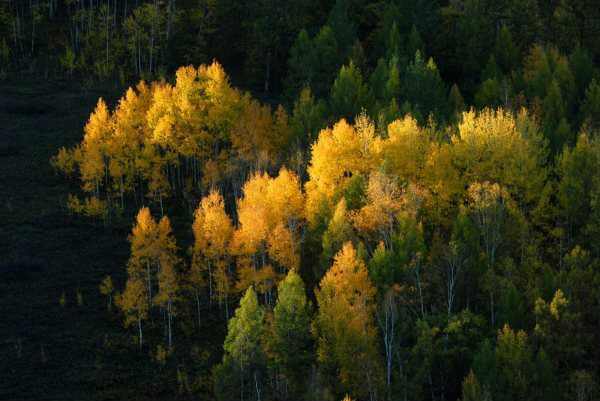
[118,207,179,347]
[52,62,289,224]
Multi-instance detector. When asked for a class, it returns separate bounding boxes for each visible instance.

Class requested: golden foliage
[375,114,429,183]
[314,242,381,396]
[352,171,404,246]
[305,117,376,223]
[268,223,300,273]
[192,189,233,260]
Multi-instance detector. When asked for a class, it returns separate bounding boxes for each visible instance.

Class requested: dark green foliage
[581,79,600,128]
[493,26,519,75]
[267,271,313,399]
[312,25,341,99]
[343,174,366,211]
[403,51,448,122]
[330,60,368,121]
[284,30,317,105]
[289,88,327,149]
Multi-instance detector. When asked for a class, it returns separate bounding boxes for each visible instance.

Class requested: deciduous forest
[2,0,600,400]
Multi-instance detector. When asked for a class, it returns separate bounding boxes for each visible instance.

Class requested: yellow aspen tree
[352,171,404,249]
[422,141,462,227]
[321,199,354,270]
[116,276,149,348]
[128,207,160,307]
[375,114,429,185]
[452,108,546,208]
[268,223,300,273]
[313,242,383,399]
[171,65,204,160]
[154,215,180,348]
[232,169,304,303]
[79,98,113,196]
[213,261,233,321]
[197,62,243,164]
[147,82,177,152]
[191,189,233,314]
[266,166,305,230]
[69,98,114,221]
[451,108,547,259]
[305,115,376,224]
[109,82,152,209]
[232,172,271,261]
[192,190,234,260]
[145,82,179,213]
[51,147,77,177]
[232,96,275,170]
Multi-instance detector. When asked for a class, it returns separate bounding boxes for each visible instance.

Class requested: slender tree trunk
[240,363,244,401]
[195,290,201,329]
[120,176,124,210]
[146,260,152,303]
[254,371,261,401]
[138,313,143,347]
[167,299,172,347]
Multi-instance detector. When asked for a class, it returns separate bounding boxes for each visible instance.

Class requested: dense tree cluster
[46,1,600,400]
[56,63,600,401]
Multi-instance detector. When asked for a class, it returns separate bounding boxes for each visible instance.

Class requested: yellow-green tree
[313,242,383,399]
[116,276,149,348]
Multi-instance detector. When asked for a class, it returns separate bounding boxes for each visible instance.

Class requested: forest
[2,0,600,400]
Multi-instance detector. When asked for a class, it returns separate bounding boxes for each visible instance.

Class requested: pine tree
[284,29,316,104]
[330,61,368,122]
[403,51,448,121]
[312,25,340,98]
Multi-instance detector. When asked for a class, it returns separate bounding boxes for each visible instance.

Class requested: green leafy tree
[267,270,312,399]
[217,287,266,401]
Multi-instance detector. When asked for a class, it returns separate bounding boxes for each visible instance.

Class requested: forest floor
[0,79,218,400]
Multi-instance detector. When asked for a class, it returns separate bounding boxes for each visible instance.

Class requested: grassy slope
[0,80,220,400]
